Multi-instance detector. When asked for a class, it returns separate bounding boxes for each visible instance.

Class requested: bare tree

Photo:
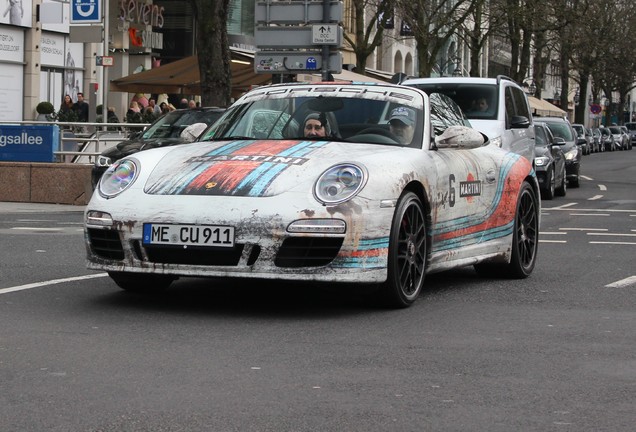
[344,0,397,73]
[395,0,477,77]
[189,0,232,107]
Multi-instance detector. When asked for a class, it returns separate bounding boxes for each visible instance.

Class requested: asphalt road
[0,148,635,431]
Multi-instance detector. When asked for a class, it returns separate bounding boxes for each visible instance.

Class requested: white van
[401,76,535,164]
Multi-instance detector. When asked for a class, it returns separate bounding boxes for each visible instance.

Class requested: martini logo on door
[459,180,481,197]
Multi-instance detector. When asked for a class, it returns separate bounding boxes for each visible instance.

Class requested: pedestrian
[72,92,89,122]
[142,105,156,123]
[125,101,143,123]
[59,94,73,114]
[188,99,197,109]
[148,98,161,116]
[107,107,120,124]
[179,98,189,109]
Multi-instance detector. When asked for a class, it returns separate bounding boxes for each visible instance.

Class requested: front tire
[542,168,555,200]
[475,181,539,278]
[378,192,427,308]
[555,167,567,197]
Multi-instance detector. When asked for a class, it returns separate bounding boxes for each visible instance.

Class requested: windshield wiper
[207,135,253,141]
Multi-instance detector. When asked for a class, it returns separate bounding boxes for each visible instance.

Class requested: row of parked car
[533,118,635,201]
[572,123,635,154]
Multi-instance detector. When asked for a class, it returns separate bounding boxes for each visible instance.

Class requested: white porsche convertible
[85,81,540,308]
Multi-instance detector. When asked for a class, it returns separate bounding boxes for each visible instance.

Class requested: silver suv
[401,76,535,164]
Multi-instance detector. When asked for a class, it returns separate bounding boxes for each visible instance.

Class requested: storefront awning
[528,96,567,117]
[109,49,272,98]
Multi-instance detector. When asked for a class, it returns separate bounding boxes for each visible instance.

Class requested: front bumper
[85,193,393,283]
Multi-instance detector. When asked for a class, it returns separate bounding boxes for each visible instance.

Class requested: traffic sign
[312,24,339,44]
[590,104,602,114]
[70,0,102,24]
[255,0,343,24]
[96,56,114,67]
[255,51,342,73]
[255,26,343,48]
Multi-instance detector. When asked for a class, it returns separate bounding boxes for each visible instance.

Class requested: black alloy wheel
[380,192,427,308]
[475,181,539,278]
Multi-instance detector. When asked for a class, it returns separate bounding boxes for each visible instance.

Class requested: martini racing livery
[85,82,540,308]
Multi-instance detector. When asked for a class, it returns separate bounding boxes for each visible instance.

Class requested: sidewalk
[0,201,86,213]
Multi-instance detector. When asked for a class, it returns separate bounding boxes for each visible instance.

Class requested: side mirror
[510,115,531,129]
[435,126,485,149]
[552,137,566,146]
[180,123,208,142]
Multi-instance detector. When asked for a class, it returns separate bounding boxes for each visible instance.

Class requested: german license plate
[143,223,235,247]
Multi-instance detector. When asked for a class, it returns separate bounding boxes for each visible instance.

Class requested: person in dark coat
[72,92,89,122]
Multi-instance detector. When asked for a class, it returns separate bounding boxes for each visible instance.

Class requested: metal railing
[0,120,150,164]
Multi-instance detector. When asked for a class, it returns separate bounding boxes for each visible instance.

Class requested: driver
[303,112,330,138]
[388,107,416,144]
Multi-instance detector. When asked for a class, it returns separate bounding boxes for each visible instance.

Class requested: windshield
[141,109,223,140]
[405,83,498,121]
[544,121,575,141]
[201,85,426,148]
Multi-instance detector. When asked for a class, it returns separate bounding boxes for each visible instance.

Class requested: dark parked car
[534,122,567,199]
[92,107,225,187]
[541,117,581,187]
[625,122,636,146]
[571,123,590,155]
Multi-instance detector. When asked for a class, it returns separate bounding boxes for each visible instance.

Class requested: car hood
[142,139,404,197]
[103,137,189,159]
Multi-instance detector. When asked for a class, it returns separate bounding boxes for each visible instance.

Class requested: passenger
[468,97,489,113]
[388,107,416,144]
[303,112,330,138]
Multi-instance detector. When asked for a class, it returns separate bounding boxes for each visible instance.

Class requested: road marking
[11,227,64,232]
[540,231,567,235]
[544,203,578,210]
[0,273,108,295]
[587,233,636,237]
[580,175,593,181]
[569,213,609,216]
[587,195,603,201]
[605,276,636,288]
[590,241,636,245]
[598,184,607,191]
[543,206,635,213]
[559,228,608,231]
[539,240,567,243]
[16,219,57,222]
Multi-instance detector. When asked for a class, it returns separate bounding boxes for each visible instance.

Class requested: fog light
[86,211,114,227]
[287,219,346,234]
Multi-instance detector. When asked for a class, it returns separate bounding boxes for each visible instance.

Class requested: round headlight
[314,163,366,205]
[99,158,139,198]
